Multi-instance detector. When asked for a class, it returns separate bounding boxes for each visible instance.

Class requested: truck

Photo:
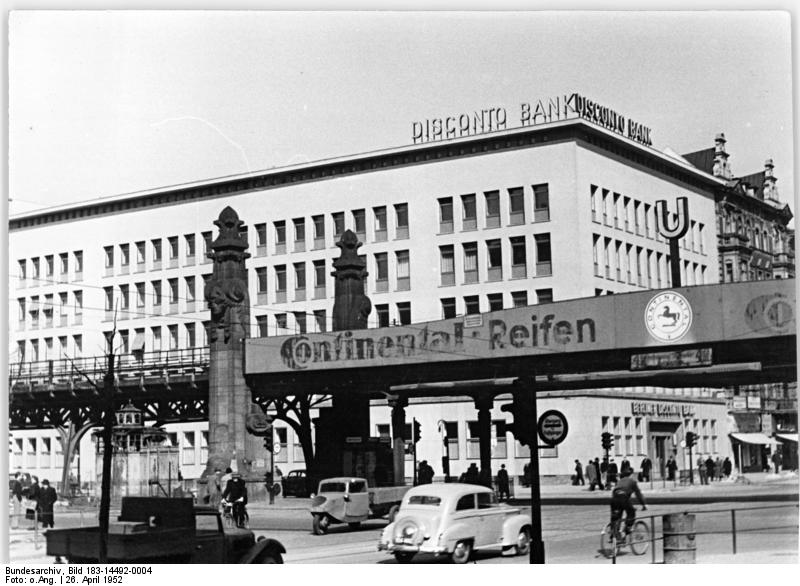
[45,497,286,564]
[309,477,410,535]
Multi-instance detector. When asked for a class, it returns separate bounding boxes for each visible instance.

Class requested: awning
[776,433,798,443]
[729,432,778,445]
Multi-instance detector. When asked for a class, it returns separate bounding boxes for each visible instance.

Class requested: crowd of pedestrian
[8,471,59,529]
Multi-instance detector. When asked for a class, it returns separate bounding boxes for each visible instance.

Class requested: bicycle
[221,499,249,529]
[600,513,650,559]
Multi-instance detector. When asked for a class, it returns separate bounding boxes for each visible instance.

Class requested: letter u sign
[656,197,689,239]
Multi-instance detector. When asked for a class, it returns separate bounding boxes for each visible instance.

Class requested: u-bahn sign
[244,280,794,375]
[537,410,568,446]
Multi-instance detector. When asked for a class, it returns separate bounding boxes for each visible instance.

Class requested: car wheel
[394,552,415,564]
[450,540,473,564]
[514,528,531,556]
[256,550,283,564]
[312,514,330,535]
[388,504,400,523]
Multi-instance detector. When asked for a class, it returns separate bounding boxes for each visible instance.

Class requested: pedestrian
[640,456,652,483]
[26,476,41,527]
[496,464,510,501]
[697,455,707,485]
[607,458,619,489]
[594,458,605,490]
[573,459,585,486]
[222,472,248,528]
[523,463,530,487]
[9,472,23,529]
[38,479,58,529]
[715,457,723,481]
[208,469,222,509]
[666,456,678,481]
[586,460,598,491]
[600,457,609,490]
[464,463,480,485]
[620,457,631,476]
[705,456,716,482]
[723,457,732,478]
[771,451,782,474]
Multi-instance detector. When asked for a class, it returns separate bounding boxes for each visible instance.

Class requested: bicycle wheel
[600,523,616,558]
[629,520,650,555]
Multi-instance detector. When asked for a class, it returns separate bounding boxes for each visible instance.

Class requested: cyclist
[222,472,248,528]
[609,467,647,537]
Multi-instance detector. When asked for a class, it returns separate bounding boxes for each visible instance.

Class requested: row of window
[439,234,552,286]
[15,335,83,363]
[592,234,708,288]
[440,289,552,319]
[437,184,551,233]
[103,234,211,276]
[684,418,720,455]
[601,416,720,457]
[253,203,410,255]
[590,184,707,254]
[17,251,84,288]
[16,291,84,331]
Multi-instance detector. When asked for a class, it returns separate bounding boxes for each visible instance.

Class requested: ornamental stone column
[202,207,257,482]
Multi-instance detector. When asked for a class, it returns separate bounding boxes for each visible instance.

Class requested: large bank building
[9,93,796,494]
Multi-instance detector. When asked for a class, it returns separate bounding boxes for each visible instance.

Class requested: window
[275,265,287,303]
[643,203,652,237]
[31,257,40,280]
[74,250,83,277]
[352,209,366,237]
[18,259,26,284]
[17,298,26,323]
[256,267,268,296]
[438,197,454,233]
[74,291,83,319]
[293,218,306,252]
[59,253,69,275]
[487,293,503,311]
[375,253,389,292]
[293,312,307,334]
[151,326,162,352]
[168,237,178,262]
[634,201,641,234]
[201,232,212,261]
[332,212,345,240]
[509,187,525,225]
[397,302,411,325]
[168,278,178,305]
[463,242,478,284]
[168,325,179,350]
[440,245,455,286]
[314,309,327,333]
[313,260,326,298]
[487,239,502,280]
[396,250,410,291]
[461,194,477,230]
[456,495,475,511]
[185,234,196,260]
[274,221,286,253]
[485,191,500,228]
[256,315,268,337]
[152,239,162,264]
[374,206,388,241]
[104,287,114,312]
[511,291,528,308]
[376,304,390,328]
[536,288,553,304]
[45,254,54,277]
[441,298,456,319]
[395,203,409,239]
[186,323,196,347]
[313,215,326,248]
[255,223,267,253]
[275,313,288,331]
[185,276,196,307]
[73,334,83,357]
[464,295,480,315]
[591,185,599,222]
[477,492,498,509]
[152,281,162,307]
[182,432,195,465]
[104,246,114,270]
[136,283,146,308]
[294,262,306,301]
[534,233,552,275]
[533,184,550,222]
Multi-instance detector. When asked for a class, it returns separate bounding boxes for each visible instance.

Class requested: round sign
[644,291,693,343]
[537,410,568,446]
[273,443,282,455]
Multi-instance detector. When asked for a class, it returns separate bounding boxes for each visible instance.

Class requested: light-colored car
[310,477,408,535]
[377,483,532,564]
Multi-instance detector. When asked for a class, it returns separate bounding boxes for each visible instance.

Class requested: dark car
[282,469,311,498]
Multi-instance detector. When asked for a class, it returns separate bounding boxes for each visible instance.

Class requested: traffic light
[685,431,696,449]
[263,429,274,453]
[601,432,614,451]
[413,419,421,444]
[501,392,535,446]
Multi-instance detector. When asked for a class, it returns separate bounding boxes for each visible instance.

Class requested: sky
[7,10,796,216]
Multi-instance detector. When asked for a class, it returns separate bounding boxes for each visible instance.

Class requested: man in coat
[705,456,716,482]
[640,456,652,482]
[697,455,707,485]
[9,472,23,529]
[222,472,248,528]
[586,460,598,491]
[666,456,678,481]
[38,479,58,529]
[496,464,510,501]
[594,458,605,490]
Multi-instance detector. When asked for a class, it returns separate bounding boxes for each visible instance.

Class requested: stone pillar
[475,395,493,487]
[389,395,408,486]
[202,207,256,482]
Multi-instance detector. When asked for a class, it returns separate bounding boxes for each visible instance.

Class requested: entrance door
[653,436,667,479]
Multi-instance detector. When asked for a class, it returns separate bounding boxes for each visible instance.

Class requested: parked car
[310,477,408,535]
[377,483,532,564]
[282,469,311,498]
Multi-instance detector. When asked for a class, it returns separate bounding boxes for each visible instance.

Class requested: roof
[729,432,777,445]
[735,170,766,200]
[682,147,716,174]
[404,483,492,499]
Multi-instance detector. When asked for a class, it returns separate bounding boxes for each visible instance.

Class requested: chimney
[713,133,733,179]
[763,158,780,203]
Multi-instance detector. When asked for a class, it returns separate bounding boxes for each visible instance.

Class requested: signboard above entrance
[244,280,794,376]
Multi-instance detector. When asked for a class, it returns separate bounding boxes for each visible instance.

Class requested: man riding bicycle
[610,467,647,536]
[222,472,248,528]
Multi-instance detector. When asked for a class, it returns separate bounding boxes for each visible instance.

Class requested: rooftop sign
[412,92,653,148]
[244,280,794,375]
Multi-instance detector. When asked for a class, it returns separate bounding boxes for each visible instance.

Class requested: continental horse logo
[644,291,693,343]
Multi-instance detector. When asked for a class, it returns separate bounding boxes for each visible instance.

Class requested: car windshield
[407,495,442,506]
[320,482,346,493]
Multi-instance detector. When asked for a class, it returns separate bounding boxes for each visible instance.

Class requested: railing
[9,347,210,388]
[606,503,799,564]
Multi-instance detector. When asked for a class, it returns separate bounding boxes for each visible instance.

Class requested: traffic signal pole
[520,376,545,565]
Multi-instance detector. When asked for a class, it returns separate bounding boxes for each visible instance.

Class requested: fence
[606,503,799,564]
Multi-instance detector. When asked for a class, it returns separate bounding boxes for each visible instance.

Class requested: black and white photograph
[4,7,798,570]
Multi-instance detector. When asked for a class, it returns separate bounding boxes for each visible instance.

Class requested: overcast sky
[8,10,795,215]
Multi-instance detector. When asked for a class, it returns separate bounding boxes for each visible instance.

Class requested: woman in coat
[37,479,58,528]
